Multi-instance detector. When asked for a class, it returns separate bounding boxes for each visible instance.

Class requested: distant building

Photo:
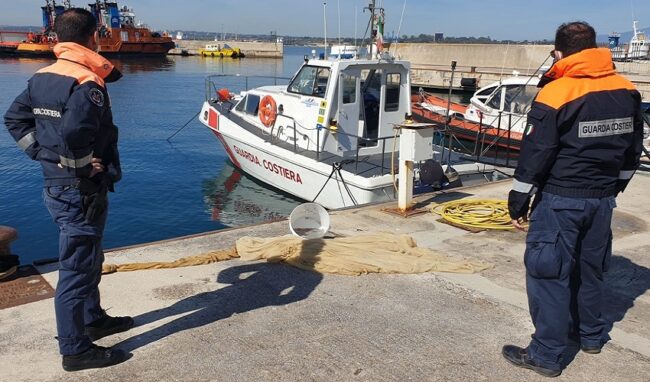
[434,33,444,42]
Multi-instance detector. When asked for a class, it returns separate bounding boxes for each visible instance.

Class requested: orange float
[258,95,277,127]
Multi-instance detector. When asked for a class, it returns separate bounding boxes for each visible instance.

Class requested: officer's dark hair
[54,8,97,45]
[555,21,597,57]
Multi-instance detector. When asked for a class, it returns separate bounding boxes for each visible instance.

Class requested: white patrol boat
[198,2,495,209]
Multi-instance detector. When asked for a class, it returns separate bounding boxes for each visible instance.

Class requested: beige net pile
[103,234,492,276]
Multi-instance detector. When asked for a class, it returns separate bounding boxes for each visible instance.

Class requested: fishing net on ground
[102,233,492,276]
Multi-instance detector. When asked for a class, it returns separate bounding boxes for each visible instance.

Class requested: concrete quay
[1,176,649,381]
[391,43,650,102]
[169,40,283,58]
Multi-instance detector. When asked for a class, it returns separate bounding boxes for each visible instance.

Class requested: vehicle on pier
[199,43,244,58]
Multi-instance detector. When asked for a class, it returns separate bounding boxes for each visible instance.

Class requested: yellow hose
[432,199,523,230]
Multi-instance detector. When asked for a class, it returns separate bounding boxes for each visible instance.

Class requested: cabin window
[486,88,503,110]
[475,85,497,101]
[288,66,331,98]
[234,94,260,115]
[341,74,356,104]
[384,73,401,112]
[503,85,538,114]
[120,31,129,41]
[134,32,141,41]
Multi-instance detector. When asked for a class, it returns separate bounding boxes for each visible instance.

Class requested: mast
[44,0,55,32]
[365,0,385,57]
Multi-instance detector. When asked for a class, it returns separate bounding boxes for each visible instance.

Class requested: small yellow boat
[199,43,244,58]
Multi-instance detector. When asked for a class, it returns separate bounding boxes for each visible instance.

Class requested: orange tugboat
[0,0,174,57]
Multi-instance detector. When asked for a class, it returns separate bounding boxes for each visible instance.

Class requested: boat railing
[272,112,397,176]
[205,74,292,101]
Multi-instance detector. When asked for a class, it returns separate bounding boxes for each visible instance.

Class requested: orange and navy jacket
[512,48,644,198]
[4,42,123,188]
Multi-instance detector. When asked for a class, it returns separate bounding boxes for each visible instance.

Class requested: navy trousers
[524,192,615,370]
[43,185,107,356]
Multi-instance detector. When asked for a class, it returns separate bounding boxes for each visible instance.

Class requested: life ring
[258,95,277,127]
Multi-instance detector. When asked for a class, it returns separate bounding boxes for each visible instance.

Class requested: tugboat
[0,0,174,57]
[90,1,175,55]
[198,1,496,209]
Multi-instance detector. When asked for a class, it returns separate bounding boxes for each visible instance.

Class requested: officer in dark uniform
[502,22,644,377]
[4,9,133,371]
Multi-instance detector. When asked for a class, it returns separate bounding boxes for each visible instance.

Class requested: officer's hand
[89,158,105,178]
[511,217,528,232]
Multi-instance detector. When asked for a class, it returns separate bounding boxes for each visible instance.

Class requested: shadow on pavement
[114,261,323,353]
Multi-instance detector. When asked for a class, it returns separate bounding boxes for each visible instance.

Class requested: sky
[2,0,650,41]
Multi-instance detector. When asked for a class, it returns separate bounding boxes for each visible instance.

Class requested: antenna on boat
[499,42,510,82]
[323,2,328,57]
[393,0,407,58]
[354,5,358,52]
[337,0,341,45]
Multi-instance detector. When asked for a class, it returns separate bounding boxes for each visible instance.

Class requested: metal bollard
[0,226,18,257]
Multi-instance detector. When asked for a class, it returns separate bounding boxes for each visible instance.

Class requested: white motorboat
[412,74,540,152]
[330,44,359,59]
[610,21,650,61]
[198,1,496,209]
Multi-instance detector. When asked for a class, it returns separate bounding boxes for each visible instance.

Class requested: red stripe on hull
[211,130,242,168]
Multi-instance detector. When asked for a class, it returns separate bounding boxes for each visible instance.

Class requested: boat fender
[217,88,233,102]
[259,95,278,127]
[460,77,477,88]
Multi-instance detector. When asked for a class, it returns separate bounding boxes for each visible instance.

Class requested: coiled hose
[432,199,523,230]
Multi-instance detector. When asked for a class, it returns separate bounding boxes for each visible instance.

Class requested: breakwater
[390,43,650,101]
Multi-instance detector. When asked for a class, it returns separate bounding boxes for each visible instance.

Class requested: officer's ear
[87,31,99,52]
[554,50,564,61]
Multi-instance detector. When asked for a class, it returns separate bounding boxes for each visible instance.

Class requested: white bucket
[289,203,330,239]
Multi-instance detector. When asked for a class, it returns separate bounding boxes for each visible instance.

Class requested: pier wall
[170,40,283,58]
[390,43,650,101]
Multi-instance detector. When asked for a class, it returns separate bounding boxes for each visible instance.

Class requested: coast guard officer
[4,8,133,371]
[502,21,644,377]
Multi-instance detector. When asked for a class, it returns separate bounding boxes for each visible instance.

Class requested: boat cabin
[230,58,411,158]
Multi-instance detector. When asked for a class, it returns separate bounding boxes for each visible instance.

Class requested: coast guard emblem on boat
[88,88,104,107]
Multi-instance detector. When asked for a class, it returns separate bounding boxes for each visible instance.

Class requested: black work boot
[85,314,134,341]
[568,332,603,354]
[580,344,603,354]
[502,345,562,378]
[62,344,128,371]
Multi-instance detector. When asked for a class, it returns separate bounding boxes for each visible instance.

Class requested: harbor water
[0,47,320,264]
